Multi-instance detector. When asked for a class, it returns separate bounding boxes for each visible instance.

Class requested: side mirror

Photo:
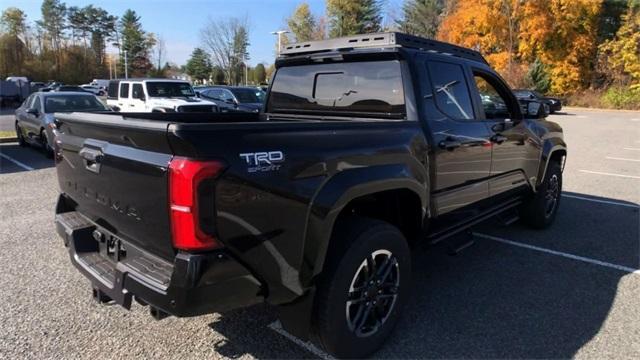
[27,108,39,116]
[526,101,548,118]
[135,93,146,101]
[225,98,236,105]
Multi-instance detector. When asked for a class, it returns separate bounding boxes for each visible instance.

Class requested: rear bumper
[55,209,264,317]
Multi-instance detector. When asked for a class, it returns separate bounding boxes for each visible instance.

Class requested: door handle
[129,104,135,107]
[438,137,462,151]
[79,148,103,174]
[491,134,508,144]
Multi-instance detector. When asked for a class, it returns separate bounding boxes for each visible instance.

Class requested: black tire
[312,217,411,358]
[40,129,54,158]
[15,122,27,147]
[521,161,562,229]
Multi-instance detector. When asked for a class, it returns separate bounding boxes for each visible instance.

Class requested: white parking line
[579,170,640,179]
[473,233,640,274]
[0,152,34,171]
[268,321,335,360]
[606,156,640,162]
[562,194,639,208]
[623,148,640,151]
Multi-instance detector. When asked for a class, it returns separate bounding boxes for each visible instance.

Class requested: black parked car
[513,89,562,113]
[53,32,565,358]
[198,86,265,112]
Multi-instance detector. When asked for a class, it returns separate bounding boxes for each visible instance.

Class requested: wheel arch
[304,165,428,282]
[536,139,566,189]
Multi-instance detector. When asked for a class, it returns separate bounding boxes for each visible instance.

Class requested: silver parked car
[15,92,111,157]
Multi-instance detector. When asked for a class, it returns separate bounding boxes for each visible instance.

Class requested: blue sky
[7,0,403,66]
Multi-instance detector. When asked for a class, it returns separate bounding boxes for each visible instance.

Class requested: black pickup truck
[54,33,566,358]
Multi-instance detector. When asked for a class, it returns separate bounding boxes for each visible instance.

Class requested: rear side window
[427,61,474,120]
[269,60,405,118]
[107,81,119,99]
[119,83,129,99]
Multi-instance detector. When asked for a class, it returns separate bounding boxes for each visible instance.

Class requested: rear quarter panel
[169,120,428,303]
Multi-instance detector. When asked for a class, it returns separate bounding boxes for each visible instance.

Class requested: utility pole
[124,50,129,79]
[112,42,120,79]
[271,30,290,57]
[243,52,248,86]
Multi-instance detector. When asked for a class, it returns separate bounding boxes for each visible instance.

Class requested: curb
[0,137,18,144]
[563,106,640,113]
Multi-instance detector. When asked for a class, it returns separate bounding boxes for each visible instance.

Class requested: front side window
[23,94,35,108]
[473,75,511,120]
[427,61,474,120]
[269,60,405,118]
[33,96,43,112]
[132,84,144,99]
[203,89,222,100]
[119,83,129,99]
[220,89,235,102]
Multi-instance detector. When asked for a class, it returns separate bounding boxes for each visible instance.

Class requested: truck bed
[54,111,426,304]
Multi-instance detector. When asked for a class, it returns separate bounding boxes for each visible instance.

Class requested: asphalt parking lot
[0,108,638,359]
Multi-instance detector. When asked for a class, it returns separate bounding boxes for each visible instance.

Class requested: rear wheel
[312,217,411,358]
[15,122,26,147]
[521,160,562,228]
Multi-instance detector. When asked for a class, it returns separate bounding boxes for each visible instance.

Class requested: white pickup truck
[106,79,218,113]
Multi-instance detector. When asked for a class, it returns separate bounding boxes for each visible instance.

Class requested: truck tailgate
[55,113,175,260]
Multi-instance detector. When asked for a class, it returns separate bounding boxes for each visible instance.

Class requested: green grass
[0,130,17,138]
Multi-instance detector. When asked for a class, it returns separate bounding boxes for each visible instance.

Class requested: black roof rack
[280,32,488,65]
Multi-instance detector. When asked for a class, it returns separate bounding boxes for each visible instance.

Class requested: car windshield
[44,95,109,113]
[230,88,262,103]
[146,82,195,97]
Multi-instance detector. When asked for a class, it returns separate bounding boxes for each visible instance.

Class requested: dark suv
[54,32,565,358]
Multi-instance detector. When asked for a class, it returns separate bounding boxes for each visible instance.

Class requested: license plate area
[93,228,127,263]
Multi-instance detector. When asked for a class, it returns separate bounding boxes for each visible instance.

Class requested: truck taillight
[168,157,224,251]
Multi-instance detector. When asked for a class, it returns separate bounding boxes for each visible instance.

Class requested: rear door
[420,58,493,216]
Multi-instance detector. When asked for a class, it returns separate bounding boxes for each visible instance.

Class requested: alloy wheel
[345,249,400,337]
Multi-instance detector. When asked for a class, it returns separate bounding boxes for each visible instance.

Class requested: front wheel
[15,122,27,147]
[312,217,411,358]
[40,130,54,158]
[521,161,562,228]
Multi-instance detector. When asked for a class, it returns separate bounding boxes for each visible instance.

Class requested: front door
[469,70,538,196]
[421,59,493,216]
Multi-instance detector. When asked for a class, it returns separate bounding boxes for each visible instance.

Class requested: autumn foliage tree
[437,0,526,87]
[437,0,605,94]
[598,1,640,89]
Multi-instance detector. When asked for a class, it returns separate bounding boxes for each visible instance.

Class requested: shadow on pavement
[204,191,633,358]
[0,143,55,174]
[208,304,316,359]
